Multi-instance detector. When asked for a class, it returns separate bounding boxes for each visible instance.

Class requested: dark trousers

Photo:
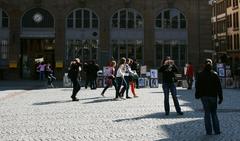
[71,79,80,98]
[120,76,130,97]
[116,77,127,98]
[186,76,193,89]
[201,97,220,134]
[162,82,181,114]
[101,78,118,95]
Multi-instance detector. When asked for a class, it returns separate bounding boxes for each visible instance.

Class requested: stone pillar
[143,1,155,68]
[98,6,111,67]
[54,10,65,80]
[7,9,21,80]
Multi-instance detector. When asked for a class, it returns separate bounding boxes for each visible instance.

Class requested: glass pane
[2,11,8,28]
[136,40,143,60]
[112,40,119,60]
[119,41,126,58]
[156,20,162,28]
[120,11,126,28]
[92,13,98,28]
[180,14,186,29]
[136,15,143,28]
[164,10,170,28]
[84,10,90,28]
[127,41,135,59]
[164,42,171,57]
[112,13,118,28]
[128,11,134,28]
[156,42,163,60]
[75,10,82,28]
[172,44,179,65]
[172,16,179,28]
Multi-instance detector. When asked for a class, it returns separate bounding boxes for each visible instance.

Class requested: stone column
[8,9,21,80]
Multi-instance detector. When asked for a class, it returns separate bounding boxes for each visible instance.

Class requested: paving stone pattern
[1,86,240,141]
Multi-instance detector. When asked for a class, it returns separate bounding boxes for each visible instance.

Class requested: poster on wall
[150,69,158,79]
[218,68,225,77]
[150,79,159,88]
[138,77,145,88]
[140,65,147,75]
[226,77,234,88]
[103,67,112,76]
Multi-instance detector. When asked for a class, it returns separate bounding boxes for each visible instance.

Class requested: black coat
[159,64,178,84]
[195,69,223,100]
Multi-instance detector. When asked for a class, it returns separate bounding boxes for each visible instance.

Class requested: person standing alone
[186,62,194,89]
[159,56,183,116]
[195,59,223,135]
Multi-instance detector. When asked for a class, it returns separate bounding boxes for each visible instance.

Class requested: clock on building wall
[33,13,43,23]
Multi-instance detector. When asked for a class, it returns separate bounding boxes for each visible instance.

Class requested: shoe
[72,98,79,101]
[120,97,126,100]
[177,112,184,115]
[101,93,105,97]
[126,96,132,99]
[113,98,121,101]
[134,95,139,98]
[165,112,169,116]
[215,132,221,135]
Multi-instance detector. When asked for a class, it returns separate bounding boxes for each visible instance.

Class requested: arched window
[1,10,8,28]
[22,8,54,28]
[111,8,143,29]
[156,9,186,29]
[67,9,99,29]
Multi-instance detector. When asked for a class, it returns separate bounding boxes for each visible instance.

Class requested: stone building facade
[0,0,212,80]
[210,0,240,73]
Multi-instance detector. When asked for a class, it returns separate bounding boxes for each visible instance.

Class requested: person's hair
[111,60,116,67]
[118,57,126,66]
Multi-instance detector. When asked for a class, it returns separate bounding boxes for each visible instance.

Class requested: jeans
[201,97,220,134]
[162,82,181,114]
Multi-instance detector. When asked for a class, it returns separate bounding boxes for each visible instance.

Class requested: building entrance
[20,39,55,79]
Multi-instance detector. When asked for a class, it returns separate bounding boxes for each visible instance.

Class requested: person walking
[195,58,223,135]
[186,62,194,89]
[37,62,46,80]
[101,60,118,97]
[159,56,183,116]
[115,57,127,101]
[46,63,56,88]
[68,58,81,101]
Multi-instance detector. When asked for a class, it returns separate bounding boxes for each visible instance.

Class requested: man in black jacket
[68,58,81,101]
[195,58,223,135]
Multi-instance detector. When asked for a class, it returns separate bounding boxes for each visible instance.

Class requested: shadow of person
[32,100,72,105]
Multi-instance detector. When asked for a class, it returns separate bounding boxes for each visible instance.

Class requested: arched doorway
[20,8,55,79]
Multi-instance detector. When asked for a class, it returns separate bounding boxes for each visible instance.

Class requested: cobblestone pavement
[0,84,240,141]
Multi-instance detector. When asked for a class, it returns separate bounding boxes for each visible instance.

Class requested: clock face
[33,13,43,23]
